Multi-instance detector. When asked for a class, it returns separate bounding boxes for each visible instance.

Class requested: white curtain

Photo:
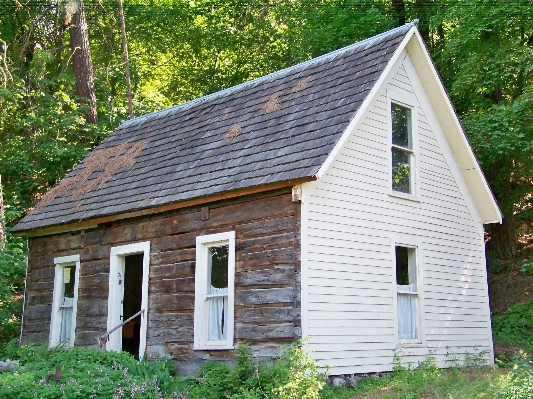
[59,297,74,343]
[397,284,417,339]
[208,286,228,341]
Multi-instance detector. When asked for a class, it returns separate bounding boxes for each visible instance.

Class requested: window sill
[193,345,235,351]
[388,191,420,203]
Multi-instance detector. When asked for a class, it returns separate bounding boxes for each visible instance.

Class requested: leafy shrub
[0,345,178,399]
[497,359,533,399]
[186,340,325,399]
[0,340,325,399]
[520,260,533,274]
[492,300,533,350]
[0,224,26,348]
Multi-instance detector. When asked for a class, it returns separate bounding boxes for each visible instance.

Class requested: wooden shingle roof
[13,24,412,234]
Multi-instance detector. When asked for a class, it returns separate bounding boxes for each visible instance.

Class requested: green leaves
[0,229,25,345]
[0,346,173,399]
[187,341,325,399]
[433,0,533,217]
[492,300,533,351]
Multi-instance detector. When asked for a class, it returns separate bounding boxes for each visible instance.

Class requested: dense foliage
[0,0,532,359]
[1,328,533,398]
[0,209,25,346]
[492,300,533,352]
[0,341,325,399]
[0,345,180,398]
[498,360,533,399]
[185,342,324,399]
[2,1,529,222]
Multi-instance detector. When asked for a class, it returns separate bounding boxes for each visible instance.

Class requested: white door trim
[106,241,150,358]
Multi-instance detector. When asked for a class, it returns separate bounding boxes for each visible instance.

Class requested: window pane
[59,306,73,342]
[208,291,228,341]
[396,246,417,288]
[392,103,412,149]
[60,266,75,343]
[392,148,411,193]
[396,246,418,340]
[207,245,229,341]
[396,246,409,285]
[63,266,75,299]
[208,245,229,290]
[397,293,417,339]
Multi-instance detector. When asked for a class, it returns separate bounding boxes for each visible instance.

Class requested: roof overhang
[13,177,315,237]
[317,25,501,225]
[405,29,501,224]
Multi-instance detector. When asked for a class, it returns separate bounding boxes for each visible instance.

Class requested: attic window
[391,103,414,194]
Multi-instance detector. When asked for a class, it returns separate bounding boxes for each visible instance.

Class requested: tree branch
[0,40,13,89]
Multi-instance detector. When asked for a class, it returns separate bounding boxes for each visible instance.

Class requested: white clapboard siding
[308,293,393,306]
[424,314,489,323]
[422,270,487,284]
[312,342,393,352]
[308,272,392,286]
[309,311,395,322]
[311,190,477,232]
[303,52,492,374]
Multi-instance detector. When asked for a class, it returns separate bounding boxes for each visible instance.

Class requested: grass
[319,361,517,399]
[346,368,506,399]
[1,340,531,399]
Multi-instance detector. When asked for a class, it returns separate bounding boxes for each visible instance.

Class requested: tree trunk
[488,211,517,259]
[118,0,134,119]
[414,0,431,43]
[0,175,5,247]
[69,0,98,124]
[392,0,406,26]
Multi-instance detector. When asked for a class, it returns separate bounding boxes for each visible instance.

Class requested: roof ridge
[120,22,415,128]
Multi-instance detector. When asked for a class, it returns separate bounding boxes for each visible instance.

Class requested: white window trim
[391,237,425,346]
[106,241,150,359]
[387,89,420,201]
[50,254,81,348]
[194,231,236,350]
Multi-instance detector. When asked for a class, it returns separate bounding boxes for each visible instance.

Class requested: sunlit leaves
[436,0,533,216]
[0,48,110,214]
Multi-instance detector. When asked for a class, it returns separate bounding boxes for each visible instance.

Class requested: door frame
[106,241,150,358]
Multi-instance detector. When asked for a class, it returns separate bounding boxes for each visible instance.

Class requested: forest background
[0,0,532,347]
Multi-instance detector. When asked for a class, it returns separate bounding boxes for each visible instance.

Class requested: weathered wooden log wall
[22,188,301,372]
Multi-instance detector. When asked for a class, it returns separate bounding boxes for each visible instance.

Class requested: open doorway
[122,253,143,359]
[107,241,150,359]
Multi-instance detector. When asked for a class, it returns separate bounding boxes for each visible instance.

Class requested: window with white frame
[50,255,80,347]
[391,102,414,194]
[395,246,419,341]
[194,231,235,349]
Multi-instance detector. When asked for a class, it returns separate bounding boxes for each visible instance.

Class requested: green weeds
[492,300,533,352]
[3,341,533,399]
[0,340,325,399]
[0,344,176,399]
[184,341,325,399]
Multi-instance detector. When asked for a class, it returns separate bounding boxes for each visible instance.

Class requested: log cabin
[13,21,501,375]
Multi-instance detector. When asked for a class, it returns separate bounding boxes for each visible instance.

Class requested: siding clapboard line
[304,52,492,374]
